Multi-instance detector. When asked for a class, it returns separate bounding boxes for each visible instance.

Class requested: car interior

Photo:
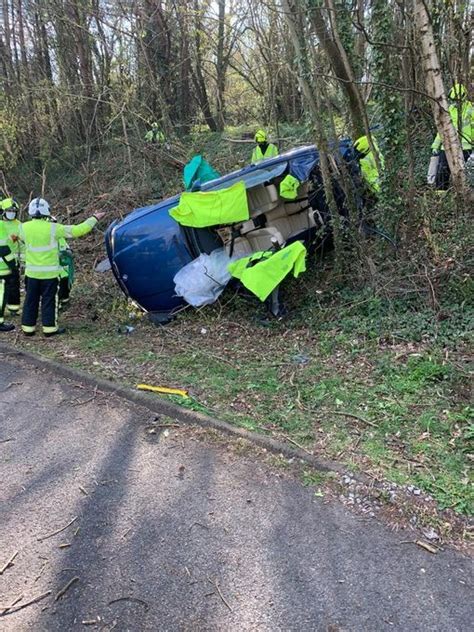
[215,178,320,257]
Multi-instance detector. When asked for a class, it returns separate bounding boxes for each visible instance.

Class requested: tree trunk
[413,0,466,192]
[307,0,365,138]
[215,0,226,131]
[281,0,346,271]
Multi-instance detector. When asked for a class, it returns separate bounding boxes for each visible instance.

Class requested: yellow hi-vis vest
[251,143,279,163]
[432,101,474,152]
[19,217,97,279]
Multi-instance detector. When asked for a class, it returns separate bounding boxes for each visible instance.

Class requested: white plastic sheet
[173,248,237,307]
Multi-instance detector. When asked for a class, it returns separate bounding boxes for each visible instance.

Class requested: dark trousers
[5,266,21,312]
[22,276,59,333]
[436,150,471,190]
[58,276,71,303]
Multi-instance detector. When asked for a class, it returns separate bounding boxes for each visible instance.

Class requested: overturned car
[105,141,363,320]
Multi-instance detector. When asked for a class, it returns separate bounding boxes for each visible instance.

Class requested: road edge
[0,343,367,482]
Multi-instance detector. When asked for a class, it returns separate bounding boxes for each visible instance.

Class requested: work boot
[0,323,15,332]
[44,327,66,338]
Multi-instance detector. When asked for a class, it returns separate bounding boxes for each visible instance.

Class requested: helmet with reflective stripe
[255,129,267,143]
[449,83,467,100]
[28,197,50,217]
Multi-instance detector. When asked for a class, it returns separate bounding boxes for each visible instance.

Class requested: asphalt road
[0,352,472,631]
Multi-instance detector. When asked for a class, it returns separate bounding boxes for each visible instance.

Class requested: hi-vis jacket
[19,217,97,279]
[0,223,16,277]
[3,218,24,263]
[251,143,279,163]
[432,101,474,152]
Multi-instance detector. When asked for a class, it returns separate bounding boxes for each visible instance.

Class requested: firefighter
[251,130,279,163]
[353,135,385,195]
[431,83,473,189]
[18,198,104,337]
[0,197,23,315]
[0,220,17,332]
[145,122,165,144]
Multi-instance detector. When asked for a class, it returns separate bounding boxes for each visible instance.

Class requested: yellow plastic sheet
[170,180,249,227]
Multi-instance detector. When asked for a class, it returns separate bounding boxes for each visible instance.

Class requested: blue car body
[105,141,357,315]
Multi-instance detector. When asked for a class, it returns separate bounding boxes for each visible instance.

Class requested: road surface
[0,352,472,631]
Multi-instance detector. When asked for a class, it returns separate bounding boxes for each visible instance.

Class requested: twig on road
[398,540,441,554]
[37,516,78,542]
[70,386,99,407]
[0,594,23,614]
[34,563,47,584]
[0,590,51,616]
[207,577,233,612]
[0,551,18,575]
[55,576,79,600]
[0,437,15,444]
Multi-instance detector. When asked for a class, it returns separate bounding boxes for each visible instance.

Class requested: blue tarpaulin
[288,154,318,182]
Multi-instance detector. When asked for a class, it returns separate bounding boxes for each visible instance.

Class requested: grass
[16,258,473,518]
[8,128,473,522]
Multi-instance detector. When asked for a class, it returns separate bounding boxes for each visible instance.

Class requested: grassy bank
[15,253,473,518]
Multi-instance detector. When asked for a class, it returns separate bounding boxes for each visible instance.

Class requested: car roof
[119,140,353,226]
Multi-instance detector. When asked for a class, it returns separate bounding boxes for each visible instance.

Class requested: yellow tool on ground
[136,383,189,398]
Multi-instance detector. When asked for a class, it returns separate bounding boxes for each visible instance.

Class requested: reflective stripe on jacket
[432,101,474,151]
[19,217,97,279]
[251,143,279,163]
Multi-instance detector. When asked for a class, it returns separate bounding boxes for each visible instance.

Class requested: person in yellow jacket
[18,198,105,337]
[145,122,165,144]
[431,83,473,189]
[353,135,385,195]
[251,130,279,163]
[0,197,24,315]
[0,220,17,332]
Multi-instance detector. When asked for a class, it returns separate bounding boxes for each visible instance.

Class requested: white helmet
[28,197,50,217]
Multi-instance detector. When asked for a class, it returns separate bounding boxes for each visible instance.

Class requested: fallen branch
[0,437,15,444]
[0,590,51,616]
[0,551,18,575]
[1,594,23,615]
[415,540,440,554]
[55,576,79,601]
[37,516,78,542]
[399,540,440,554]
[223,137,292,144]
